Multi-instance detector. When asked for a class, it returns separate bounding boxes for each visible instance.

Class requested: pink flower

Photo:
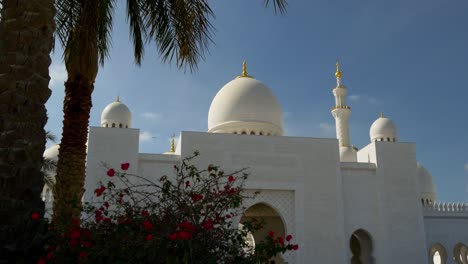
[191,194,203,202]
[226,214,232,219]
[143,220,153,231]
[107,168,115,177]
[94,186,106,197]
[292,244,299,250]
[146,234,153,241]
[121,162,130,171]
[228,175,235,182]
[286,235,292,242]
[103,202,110,208]
[31,212,40,221]
[268,230,275,238]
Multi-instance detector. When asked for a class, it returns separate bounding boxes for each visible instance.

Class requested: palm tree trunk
[52,75,93,225]
[0,0,54,261]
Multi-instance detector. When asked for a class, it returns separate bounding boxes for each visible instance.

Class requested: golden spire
[335,61,342,78]
[380,112,385,118]
[236,60,253,78]
[169,134,175,152]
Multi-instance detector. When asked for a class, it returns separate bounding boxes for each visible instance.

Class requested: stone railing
[423,201,468,217]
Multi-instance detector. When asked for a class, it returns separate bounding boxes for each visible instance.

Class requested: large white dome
[417,163,436,204]
[369,113,397,142]
[101,97,132,128]
[208,67,283,136]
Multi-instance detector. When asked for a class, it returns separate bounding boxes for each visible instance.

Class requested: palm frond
[142,0,215,72]
[46,131,57,143]
[127,0,146,65]
[263,0,288,15]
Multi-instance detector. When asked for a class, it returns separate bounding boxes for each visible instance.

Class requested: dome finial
[169,134,175,153]
[380,112,385,118]
[237,60,253,78]
[116,96,120,102]
[335,60,342,78]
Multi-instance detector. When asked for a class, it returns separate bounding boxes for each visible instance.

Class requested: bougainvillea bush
[38,152,298,263]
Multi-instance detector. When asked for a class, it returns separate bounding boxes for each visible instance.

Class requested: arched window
[429,243,447,264]
[241,131,247,135]
[250,131,255,135]
[349,229,374,264]
[119,124,123,128]
[259,132,263,135]
[105,124,108,127]
[387,137,390,141]
[125,125,128,128]
[233,132,237,134]
[453,243,468,264]
[112,123,115,128]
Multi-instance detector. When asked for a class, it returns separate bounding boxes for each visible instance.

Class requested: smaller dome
[369,113,397,142]
[417,163,436,204]
[43,144,59,162]
[101,97,132,128]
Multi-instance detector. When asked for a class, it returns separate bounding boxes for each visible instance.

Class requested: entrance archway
[349,229,374,264]
[240,203,286,264]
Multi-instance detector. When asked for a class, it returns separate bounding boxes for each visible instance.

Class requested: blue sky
[46,0,468,202]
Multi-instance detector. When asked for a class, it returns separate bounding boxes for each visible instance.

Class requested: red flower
[286,235,292,242]
[228,175,235,182]
[178,221,196,232]
[202,219,214,230]
[278,236,284,245]
[95,210,103,223]
[37,257,47,264]
[141,210,149,216]
[31,212,40,221]
[103,217,111,224]
[94,186,106,197]
[146,234,153,241]
[292,244,299,250]
[268,230,275,238]
[177,230,193,240]
[121,162,130,171]
[103,202,110,208]
[228,188,237,195]
[78,251,87,259]
[226,214,232,219]
[82,241,92,248]
[72,218,80,226]
[191,194,203,202]
[143,220,153,231]
[46,251,54,260]
[169,233,177,241]
[107,168,115,177]
[70,230,81,241]
[185,181,190,188]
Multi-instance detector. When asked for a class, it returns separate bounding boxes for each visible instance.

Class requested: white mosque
[43,62,468,264]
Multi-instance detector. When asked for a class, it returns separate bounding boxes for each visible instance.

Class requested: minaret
[331,61,356,162]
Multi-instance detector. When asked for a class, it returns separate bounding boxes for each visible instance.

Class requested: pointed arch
[349,229,374,264]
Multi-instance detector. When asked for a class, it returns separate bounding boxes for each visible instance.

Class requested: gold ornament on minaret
[335,61,342,78]
[169,134,175,153]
